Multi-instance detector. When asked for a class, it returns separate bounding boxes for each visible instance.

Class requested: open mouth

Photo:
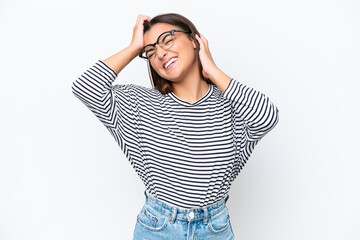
[163,57,178,70]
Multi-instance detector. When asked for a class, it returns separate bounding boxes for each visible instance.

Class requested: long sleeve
[71,65,280,208]
[223,78,279,142]
[71,60,143,166]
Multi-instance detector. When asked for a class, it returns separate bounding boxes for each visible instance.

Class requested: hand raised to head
[195,33,218,80]
[130,14,151,54]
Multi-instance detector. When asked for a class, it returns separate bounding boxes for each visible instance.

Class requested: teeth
[165,58,177,69]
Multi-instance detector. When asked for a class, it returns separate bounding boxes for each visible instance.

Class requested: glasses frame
[139,29,191,60]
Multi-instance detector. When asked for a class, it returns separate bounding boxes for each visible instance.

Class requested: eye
[145,48,155,58]
[161,34,173,45]
[164,38,174,46]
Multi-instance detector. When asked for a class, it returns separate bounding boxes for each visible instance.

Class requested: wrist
[126,44,143,60]
[128,44,142,57]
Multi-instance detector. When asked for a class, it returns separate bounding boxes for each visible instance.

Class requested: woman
[72,13,279,239]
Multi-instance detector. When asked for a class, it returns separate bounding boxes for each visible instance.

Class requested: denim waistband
[143,191,229,224]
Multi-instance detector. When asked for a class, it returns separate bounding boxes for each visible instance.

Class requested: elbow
[267,104,280,131]
[71,79,83,100]
[253,104,280,138]
[274,105,280,127]
[71,81,76,94]
[71,80,78,97]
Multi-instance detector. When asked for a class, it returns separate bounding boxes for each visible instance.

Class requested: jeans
[133,191,234,240]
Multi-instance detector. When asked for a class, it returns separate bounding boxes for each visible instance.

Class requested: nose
[155,44,167,59]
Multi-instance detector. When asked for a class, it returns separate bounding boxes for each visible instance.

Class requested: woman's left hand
[195,33,232,92]
[195,33,219,81]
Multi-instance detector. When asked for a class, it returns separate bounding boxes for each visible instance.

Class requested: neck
[171,65,209,104]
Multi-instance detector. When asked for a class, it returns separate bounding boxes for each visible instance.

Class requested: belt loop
[203,207,208,225]
[170,208,177,224]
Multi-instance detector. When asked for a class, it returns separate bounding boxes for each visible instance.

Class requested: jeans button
[189,211,194,219]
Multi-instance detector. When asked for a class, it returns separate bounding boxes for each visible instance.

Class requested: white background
[1,0,359,239]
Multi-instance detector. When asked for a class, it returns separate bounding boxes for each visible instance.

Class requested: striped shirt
[71,59,279,209]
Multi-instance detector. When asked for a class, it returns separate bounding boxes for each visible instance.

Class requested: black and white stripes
[72,60,279,209]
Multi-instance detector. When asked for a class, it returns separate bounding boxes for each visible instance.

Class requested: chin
[159,71,183,82]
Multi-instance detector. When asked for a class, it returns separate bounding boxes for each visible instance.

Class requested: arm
[71,14,150,129]
[223,78,279,142]
[71,15,151,161]
[71,59,120,130]
[102,45,140,75]
[71,59,144,162]
[195,33,279,142]
[103,14,151,74]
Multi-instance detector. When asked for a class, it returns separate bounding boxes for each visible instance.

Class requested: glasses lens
[142,46,155,59]
[141,32,176,60]
[159,33,174,49]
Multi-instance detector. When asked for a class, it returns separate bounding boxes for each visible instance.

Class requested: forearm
[103,45,140,75]
[207,67,232,93]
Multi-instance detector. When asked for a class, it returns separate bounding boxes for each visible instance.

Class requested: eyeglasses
[139,29,191,60]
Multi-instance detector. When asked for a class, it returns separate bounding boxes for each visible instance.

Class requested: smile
[164,57,178,70]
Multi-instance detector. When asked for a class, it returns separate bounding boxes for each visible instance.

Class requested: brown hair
[143,13,213,95]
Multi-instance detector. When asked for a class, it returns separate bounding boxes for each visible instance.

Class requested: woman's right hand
[129,14,151,54]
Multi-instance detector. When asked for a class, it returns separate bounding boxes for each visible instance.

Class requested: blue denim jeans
[133,191,234,239]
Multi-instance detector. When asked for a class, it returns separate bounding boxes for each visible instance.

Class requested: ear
[190,35,197,49]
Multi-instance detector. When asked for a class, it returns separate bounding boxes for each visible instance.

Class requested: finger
[195,34,204,48]
[142,15,151,23]
[196,34,209,53]
[198,33,209,48]
[136,14,151,25]
[195,34,205,51]
[136,14,144,24]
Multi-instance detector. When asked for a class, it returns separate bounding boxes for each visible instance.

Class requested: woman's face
[143,23,197,83]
